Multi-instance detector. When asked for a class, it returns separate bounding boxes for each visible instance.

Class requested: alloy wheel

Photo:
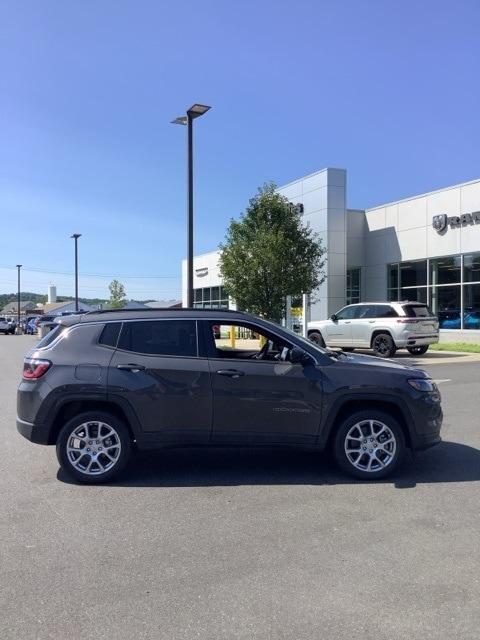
[344,419,397,472]
[66,421,122,476]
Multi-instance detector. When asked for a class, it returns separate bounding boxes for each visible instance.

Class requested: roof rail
[83,307,243,315]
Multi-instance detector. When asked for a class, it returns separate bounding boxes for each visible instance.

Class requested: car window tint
[374,305,399,318]
[118,320,197,357]
[98,322,122,347]
[336,306,357,320]
[402,304,432,318]
[355,306,374,318]
[36,325,64,348]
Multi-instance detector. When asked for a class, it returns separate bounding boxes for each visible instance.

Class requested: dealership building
[182,168,480,341]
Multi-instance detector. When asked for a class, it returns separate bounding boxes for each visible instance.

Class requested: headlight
[407,378,436,392]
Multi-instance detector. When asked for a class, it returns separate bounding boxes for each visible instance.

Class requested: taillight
[396,318,419,324]
[22,358,51,379]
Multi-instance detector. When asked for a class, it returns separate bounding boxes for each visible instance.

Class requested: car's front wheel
[56,411,132,483]
[407,345,429,355]
[333,410,405,479]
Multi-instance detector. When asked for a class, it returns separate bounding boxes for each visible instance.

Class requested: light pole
[16,264,22,332]
[171,104,211,307]
[71,233,81,311]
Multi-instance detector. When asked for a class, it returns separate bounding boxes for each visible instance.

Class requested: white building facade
[183,168,480,342]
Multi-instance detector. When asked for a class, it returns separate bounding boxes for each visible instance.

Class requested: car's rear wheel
[334,410,405,479]
[56,411,132,484]
[372,333,396,358]
[407,345,429,355]
[308,331,325,347]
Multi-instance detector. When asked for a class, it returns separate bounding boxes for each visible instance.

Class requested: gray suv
[17,309,443,483]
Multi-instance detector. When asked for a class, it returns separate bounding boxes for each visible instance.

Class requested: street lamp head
[16,264,22,268]
[71,233,82,239]
[171,116,188,126]
[187,103,211,119]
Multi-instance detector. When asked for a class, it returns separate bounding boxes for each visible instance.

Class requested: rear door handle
[117,363,146,372]
[216,369,245,378]
[368,320,375,323]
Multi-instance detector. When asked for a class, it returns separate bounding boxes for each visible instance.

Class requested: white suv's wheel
[372,333,396,358]
[308,331,325,347]
[57,411,131,483]
[334,410,405,479]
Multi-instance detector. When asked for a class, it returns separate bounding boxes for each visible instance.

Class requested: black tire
[407,345,429,356]
[308,331,325,348]
[333,409,405,480]
[56,411,132,484]
[372,332,396,358]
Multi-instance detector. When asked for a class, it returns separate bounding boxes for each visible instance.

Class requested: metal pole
[16,264,22,331]
[302,293,310,337]
[74,236,79,311]
[187,113,194,308]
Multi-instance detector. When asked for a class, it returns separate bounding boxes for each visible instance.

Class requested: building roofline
[278,167,346,190]
[366,176,480,212]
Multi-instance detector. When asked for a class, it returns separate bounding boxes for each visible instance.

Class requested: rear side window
[118,320,197,357]
[373,305,398,318]
[402,304,433,318]
[36,325,65,349]
[98,322,122,347]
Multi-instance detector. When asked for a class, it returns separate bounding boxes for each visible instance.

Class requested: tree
[108,280,126,308]
[219,183,326,321]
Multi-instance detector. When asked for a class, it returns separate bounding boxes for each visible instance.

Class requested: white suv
[308,302,439,358]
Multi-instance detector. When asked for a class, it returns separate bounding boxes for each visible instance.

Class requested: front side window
[118,320,197,357]
[208,322,291,362]
[335,306,357,320]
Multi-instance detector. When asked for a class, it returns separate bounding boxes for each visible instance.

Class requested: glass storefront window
[346,268,361,305]
[388,264,399,290]
[400,288,427,304]
[193,286,230,310]
[431,285,461,329]
[464,253,480,283]
[400,261,427,287]
[430,255,461,285]
[463,284,480,329]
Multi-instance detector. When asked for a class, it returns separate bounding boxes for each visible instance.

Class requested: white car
[308,302,439,358]
[0,317,15,335]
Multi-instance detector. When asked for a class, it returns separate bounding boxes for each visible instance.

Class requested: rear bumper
[396,335,439,348]
[17,417,50,445]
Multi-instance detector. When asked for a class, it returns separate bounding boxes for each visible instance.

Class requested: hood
[335,351,428,377]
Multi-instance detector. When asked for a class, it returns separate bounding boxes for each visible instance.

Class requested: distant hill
[0,292,157,311]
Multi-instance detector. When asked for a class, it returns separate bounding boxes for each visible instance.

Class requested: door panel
[202,320,323,444]
[209,358,323,443]
[324,320,353,346]
[108,320,212,442]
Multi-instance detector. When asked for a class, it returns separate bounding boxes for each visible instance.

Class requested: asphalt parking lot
[1,336,480,640]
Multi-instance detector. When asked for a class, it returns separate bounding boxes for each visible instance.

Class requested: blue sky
[1,0,479,299]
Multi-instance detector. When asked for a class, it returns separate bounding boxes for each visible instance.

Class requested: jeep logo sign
[432,211,480,234]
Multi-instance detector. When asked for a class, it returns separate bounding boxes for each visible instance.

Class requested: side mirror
[330,313,338,322]
[290,346,314,366]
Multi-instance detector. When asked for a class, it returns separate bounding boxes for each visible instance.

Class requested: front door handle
[368,320,375,323]
[117,363,146,372]
[216,369,245,378]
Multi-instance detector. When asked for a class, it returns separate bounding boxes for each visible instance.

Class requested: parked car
[308,302,439,358]
[0,317,15,335]
[17,308,443,484]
